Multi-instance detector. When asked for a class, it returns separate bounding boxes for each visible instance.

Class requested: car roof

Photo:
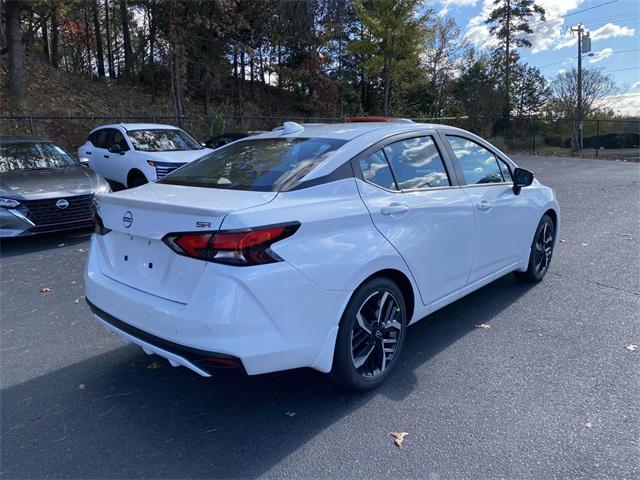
[0,135,52,144]
[251,121,463,141]
[90,123,181,133]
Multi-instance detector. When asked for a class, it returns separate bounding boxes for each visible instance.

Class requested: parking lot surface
[1,155,638,479]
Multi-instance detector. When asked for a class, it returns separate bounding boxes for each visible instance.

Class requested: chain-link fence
[1,114,638,159]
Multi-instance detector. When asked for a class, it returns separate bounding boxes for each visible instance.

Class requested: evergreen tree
[485,0,545,117]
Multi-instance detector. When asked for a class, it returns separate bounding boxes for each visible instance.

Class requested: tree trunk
[383,56,391,115]
[84,7,93,76]
[503,0,512,118]
[149,3,156,101]
[6,0,25,110]
[51,6,59,68]
[119,0,133,79]
[104,0,115,77]
[42,18,50,62]
[92,0,105,77]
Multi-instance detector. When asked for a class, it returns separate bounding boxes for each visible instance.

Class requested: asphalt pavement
[1,155,638,479]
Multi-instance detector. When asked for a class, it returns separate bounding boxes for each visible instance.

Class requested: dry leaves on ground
[474,324,491,329]
[390,432,409,447]
[625,344,637,352]
[285,411,296,417]
[146,362,162,369]
[40,287,51,293]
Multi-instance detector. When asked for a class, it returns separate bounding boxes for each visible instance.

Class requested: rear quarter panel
[219,179,417,294]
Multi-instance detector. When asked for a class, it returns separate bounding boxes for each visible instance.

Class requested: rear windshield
[0,142,76,173]
[159,137,346,191]
[128,129,202,152]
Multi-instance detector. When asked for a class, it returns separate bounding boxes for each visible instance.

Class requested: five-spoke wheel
[332,277,407,391]
[515,214,555,282]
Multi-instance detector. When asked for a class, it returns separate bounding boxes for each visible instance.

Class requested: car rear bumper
[84,235,350,375]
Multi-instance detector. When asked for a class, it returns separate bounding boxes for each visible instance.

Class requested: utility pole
[571,24,584,151]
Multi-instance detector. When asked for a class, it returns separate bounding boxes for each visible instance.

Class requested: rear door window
[159,137,346,191]
[359,150,397,190]
[382,136,450,189]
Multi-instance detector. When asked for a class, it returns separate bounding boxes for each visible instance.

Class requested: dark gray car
[0,135,110,237]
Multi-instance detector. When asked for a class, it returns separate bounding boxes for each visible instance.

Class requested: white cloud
[557,68,567,75]
[430,0,479,6]
[555,23,636,50]
[605,92,640,116]
[589,48,614,64]
[633,81,640,89]
[438,6,449,17]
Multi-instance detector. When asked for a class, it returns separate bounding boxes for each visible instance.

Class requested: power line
[530,0,620,28]
[602,66,640,73]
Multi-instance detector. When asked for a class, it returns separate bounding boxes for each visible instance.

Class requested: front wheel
[514,214,555,283]
[331,277,407,391]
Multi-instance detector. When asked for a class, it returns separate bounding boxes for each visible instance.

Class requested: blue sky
[428,0,640,115]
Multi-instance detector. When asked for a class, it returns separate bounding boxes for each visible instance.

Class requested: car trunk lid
[93,183,277,303]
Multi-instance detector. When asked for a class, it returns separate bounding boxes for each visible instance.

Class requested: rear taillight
[163,222,300,266]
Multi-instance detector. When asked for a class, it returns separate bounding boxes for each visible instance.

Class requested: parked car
[86,120,560,390]
[78,124,212,189]
[0,135,110,237]
[204,131,264,149]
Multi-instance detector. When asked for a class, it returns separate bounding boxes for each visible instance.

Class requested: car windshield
[0,142,76,173]
[127,129,202,152]
[159,137,346,191]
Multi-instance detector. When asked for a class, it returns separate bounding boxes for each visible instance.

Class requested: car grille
[155,162,187,179]
[23,194,94,227]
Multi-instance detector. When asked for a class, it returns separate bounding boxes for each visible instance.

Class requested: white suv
[86,121,560,390]
[78,123,212,189]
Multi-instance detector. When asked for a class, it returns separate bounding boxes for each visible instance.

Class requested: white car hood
[147,149,212,163]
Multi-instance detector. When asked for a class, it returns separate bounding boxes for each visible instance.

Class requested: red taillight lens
[163,223,299,266]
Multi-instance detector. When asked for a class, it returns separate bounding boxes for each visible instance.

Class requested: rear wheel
[514,214,555,283]
[331,277,407,391]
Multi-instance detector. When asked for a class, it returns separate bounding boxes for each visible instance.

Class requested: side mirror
[513,167,534,195]
[78,157,90,166]
[108,144,123,154]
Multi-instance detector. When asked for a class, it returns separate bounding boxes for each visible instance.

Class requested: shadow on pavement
[0,275,533,478]
[0,229,92,259]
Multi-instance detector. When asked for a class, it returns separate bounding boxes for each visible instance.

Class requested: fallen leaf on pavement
[474,324,491,329]
[58,243,65,247]
[581,243,589,246]
[74,299,80,304]
[390,432,409,447]
[77,248,85,253]
[585,421,593,428]
[40,287,51,293]
[625,344,637,352]
[78,384,86,390]
[146,362,162,369]
[285,411,296,417]
[559,239,565,243]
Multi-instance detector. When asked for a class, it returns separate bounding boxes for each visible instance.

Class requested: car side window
[382,136,450,190]
[446,135,505,185]
[94,129,110,149]
[111,130,129,151]
[498,159,512,182]
[359,150,397,190]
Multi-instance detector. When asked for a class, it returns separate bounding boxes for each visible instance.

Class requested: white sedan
[78,123,212,189]
[86,120,560,390]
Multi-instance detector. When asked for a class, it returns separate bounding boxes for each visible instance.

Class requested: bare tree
[549,67,618,150]
[92,0,106,77]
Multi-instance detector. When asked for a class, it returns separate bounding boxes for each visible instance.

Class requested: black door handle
[104,155,109,158]
[85,151,92,154]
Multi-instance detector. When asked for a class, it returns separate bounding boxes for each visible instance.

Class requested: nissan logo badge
[56,199,69,209]
[122,211,133,228]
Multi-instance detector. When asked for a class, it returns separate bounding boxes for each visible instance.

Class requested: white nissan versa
[86,120,560,390]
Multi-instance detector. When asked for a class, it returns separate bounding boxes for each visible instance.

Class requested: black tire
[331,277,407,391]
[514,214,555,283]
[128,172,148,189]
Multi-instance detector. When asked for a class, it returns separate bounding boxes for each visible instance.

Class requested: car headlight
[0,197,20,208]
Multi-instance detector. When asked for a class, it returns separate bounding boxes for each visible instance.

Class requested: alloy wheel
[350,290,403,378]
[534,222,554,275]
